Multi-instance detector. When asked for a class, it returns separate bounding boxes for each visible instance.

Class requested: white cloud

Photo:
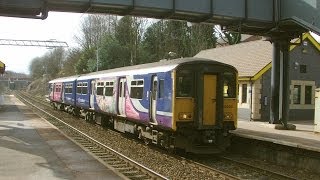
[0,12,83,74]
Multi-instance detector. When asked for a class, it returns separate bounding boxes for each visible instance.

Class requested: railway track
[178,153,297,180]
[16,91,300,179]
[16,91,168,180]
[218,155,297,180]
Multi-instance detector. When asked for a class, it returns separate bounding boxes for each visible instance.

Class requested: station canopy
[0,0,319,37]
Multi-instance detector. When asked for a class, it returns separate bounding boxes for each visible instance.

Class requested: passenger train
[49,57,238,154]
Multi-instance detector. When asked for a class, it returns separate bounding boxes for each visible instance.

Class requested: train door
[62,83,65,103]
[52,83,55,100]
[118,78,126,116]
[90,80,95,109]
[150,76,158,124]
[203,74,217,126]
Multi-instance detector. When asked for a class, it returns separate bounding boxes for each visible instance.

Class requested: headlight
[178,112,192,120]
[224,112,233,120]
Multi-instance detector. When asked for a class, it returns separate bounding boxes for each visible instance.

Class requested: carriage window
[77,83,82,94]
[65,84,69,94]
[105,87,113,96]
[176,72,193,97]
[82,83,88,95]
[224,72,236,98]
[159,80,165,98]
[152,80,157,100]
[70,84,73,93]
[69,84,73,94]
[97,88,103,95]
[105,81,114,96]
[56,85,61,92]
[130,80,144,99]
[65,83,73,94]
[96,82,104,95]
[119,82,123,97]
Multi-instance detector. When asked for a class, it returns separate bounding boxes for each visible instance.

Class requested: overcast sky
[0,12,319,75]
[0,12,84,74]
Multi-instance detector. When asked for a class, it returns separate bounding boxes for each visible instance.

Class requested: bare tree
[75,14,117,50]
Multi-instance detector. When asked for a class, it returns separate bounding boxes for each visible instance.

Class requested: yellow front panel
[203,75,217,126]
[175,98,194,122]
[224,98,238,128]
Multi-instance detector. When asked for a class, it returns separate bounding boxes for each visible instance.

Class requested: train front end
[172,59,238,154]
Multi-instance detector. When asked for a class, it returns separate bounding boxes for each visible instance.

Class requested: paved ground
[0,95,123,180]
[234,117,320,152]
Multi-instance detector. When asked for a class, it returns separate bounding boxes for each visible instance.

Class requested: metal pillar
[270,42,281,124]
[270,37,290,128]
[282,40,290,128]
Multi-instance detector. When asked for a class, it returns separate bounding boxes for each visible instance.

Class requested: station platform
[0,94,123,180]
[233,118,320,153]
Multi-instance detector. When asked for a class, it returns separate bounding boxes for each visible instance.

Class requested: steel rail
[16,92,168,180]
[219,155,297,180]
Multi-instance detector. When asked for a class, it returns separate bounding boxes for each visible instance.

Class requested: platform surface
[0,94,123,180]
[233,117,320,152]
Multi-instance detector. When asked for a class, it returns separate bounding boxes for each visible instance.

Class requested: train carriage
[62,76,78,106]
[48,57,238,153]
[48,78,64,109]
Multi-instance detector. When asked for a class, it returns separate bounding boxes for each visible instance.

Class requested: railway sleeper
[102,157,118,161]
[108,160,123,164]
[97,154,113,158]
[127,174,150,179]
[122,170,141,176]
[114,165,131,170]
[91,150,105,153]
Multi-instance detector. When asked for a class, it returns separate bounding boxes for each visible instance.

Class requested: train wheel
[72,108,80,117]
[52,103,57,110]
[138,130,142,139]
[84,113,90,122]
[143,137,151,145]
[88,113,94,123]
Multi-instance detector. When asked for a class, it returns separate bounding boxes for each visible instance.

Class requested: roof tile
[195,40,272,77]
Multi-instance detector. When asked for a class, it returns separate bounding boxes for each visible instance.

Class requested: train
[48,57,238,154]
[0,61,5,74]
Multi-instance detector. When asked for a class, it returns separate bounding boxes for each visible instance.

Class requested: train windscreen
[176,70,194,97]
[223,72,236,98]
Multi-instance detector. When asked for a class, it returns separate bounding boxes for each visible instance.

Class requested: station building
[195,33,320,121]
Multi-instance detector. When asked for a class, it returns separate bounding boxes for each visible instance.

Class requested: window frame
[96,81,104,96]
[130,79,144,99]
[293,85,301,104]
[290,80,315,109]
[176,71,194,97]
[241,84,247,103]
[304,85,312,105]
[299,64,307,73]
[158,79,165,99]
[105,81,114,97]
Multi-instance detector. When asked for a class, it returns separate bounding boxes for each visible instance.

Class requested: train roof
[48,75,79,83]
[77,57,236,80]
